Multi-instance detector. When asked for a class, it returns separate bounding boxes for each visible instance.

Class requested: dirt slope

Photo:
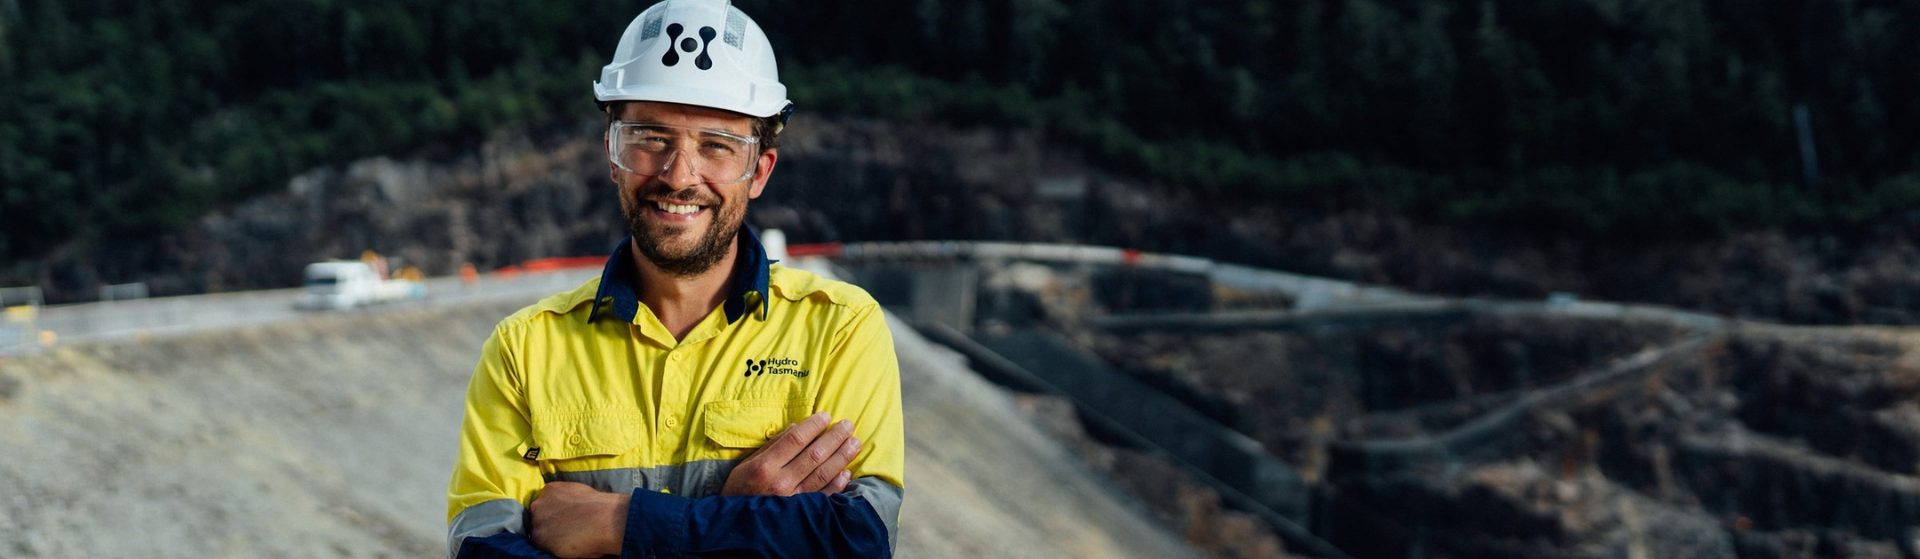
[0,298,1200,558]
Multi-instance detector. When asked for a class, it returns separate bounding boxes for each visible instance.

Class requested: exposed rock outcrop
[1089,315,1920,558]
[16,115,1920,327]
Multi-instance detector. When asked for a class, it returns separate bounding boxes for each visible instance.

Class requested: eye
[699,140,740,156]
[633,134,672,150]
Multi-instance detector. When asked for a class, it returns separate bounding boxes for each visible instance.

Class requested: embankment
[0,297,1200,558]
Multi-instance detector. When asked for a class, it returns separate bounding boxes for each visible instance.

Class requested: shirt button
[671,353,685,362]
[665,415,679,428]
[568,434,584,445]
[765,427,779,439]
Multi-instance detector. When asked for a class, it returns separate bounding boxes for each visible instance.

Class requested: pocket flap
[530,409,645,461]
[703,398,814,449]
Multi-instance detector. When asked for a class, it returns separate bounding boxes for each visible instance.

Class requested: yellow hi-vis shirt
[446,233,904,557]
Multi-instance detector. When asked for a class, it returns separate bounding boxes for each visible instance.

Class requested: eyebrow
[627,123,751,139]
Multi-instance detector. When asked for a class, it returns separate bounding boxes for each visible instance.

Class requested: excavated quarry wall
[1092,313,1920,559]
[0,297,1203,559]
[19,114,1920,328]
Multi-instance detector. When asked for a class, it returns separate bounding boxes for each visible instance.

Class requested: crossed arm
[451,411,895,559]
[526,413,865,557]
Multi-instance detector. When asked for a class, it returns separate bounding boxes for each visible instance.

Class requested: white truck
[300,260,424,310]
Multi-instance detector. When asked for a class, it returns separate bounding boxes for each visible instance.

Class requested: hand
[528,481,630,558]
[722,412,862,497]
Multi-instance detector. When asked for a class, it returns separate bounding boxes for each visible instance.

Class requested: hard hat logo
[662,24,719,71]
[594,0,790,119]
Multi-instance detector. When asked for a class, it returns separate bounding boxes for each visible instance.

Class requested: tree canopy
[3,0,1918,271]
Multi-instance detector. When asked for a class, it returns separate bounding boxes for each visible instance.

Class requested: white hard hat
[594,0,791,120]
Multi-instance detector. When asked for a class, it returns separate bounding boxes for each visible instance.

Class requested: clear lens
[608,122,760,183]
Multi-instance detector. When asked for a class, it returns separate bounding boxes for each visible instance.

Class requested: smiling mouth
[653,201,706,215]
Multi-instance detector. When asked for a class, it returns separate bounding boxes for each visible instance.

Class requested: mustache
[636,186,718,206]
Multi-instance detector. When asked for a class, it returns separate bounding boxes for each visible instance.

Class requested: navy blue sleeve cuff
[623,489,693,559]
[455,532,558,559]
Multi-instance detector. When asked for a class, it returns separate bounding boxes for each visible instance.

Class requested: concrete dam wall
[0,295,1201,558]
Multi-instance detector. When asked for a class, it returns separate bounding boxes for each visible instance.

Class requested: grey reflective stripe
[672,459,741,497]
[448,498,525,559]
[844,477,904,551]
[542,458,743,499]
[545,467,642,494]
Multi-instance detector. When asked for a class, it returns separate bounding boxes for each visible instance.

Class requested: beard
[622,185,747,277]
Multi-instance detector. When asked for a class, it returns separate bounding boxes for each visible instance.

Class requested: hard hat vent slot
[640,13,664,41]
[723,11,745,49]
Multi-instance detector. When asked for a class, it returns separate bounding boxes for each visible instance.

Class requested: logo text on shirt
[744,357,809,378]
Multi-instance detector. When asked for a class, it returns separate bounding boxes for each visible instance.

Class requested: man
[445,1,904,557]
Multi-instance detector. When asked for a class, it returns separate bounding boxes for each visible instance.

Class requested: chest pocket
[703,398,815,449]
[530,409,646,462]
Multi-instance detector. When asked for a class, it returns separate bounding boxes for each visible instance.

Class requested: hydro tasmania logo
[744,357,809,378]
[661,23,718,70]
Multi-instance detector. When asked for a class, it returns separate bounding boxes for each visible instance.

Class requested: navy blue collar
[588,227,773,325]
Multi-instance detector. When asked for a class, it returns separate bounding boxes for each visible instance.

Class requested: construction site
[4,236,1919,558]
[5,2,1919,554]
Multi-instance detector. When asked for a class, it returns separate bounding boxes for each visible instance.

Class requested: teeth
[654,202,701,215]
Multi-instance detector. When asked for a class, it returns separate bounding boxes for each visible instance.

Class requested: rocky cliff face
[14,114,1920,326]
[20,120,624,303]
[1090,316,1920,558]
[1206,211,1920,326]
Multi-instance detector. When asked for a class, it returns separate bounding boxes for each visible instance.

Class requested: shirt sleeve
[448,324,552,559]
[811,302,906,542]
[453,533,558,559]
[620,489,892,559]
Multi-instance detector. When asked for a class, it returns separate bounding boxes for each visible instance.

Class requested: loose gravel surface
[0,294,1200,558]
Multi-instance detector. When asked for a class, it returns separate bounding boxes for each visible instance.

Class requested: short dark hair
[750,114,783,151]
[603,102,783,151]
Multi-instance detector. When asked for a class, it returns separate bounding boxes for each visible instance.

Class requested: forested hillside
[4,0,1918,274]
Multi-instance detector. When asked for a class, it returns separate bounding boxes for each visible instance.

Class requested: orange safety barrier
[786,243,844,257]
[520,256,605,272]
[494,256,604,276]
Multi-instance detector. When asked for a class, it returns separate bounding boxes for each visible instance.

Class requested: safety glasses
[607,121,761,183]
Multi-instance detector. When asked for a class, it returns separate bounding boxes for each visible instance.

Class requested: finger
[759,412,831,464]
[797,435,860,492]
[782,419,854,477]
[822,470,852,495]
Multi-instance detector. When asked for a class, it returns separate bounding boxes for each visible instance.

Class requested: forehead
[614,102,755,135]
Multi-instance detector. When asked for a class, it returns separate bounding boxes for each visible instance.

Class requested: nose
[657,149,702,185]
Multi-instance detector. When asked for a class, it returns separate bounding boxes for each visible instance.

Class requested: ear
[747,148,777,199]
